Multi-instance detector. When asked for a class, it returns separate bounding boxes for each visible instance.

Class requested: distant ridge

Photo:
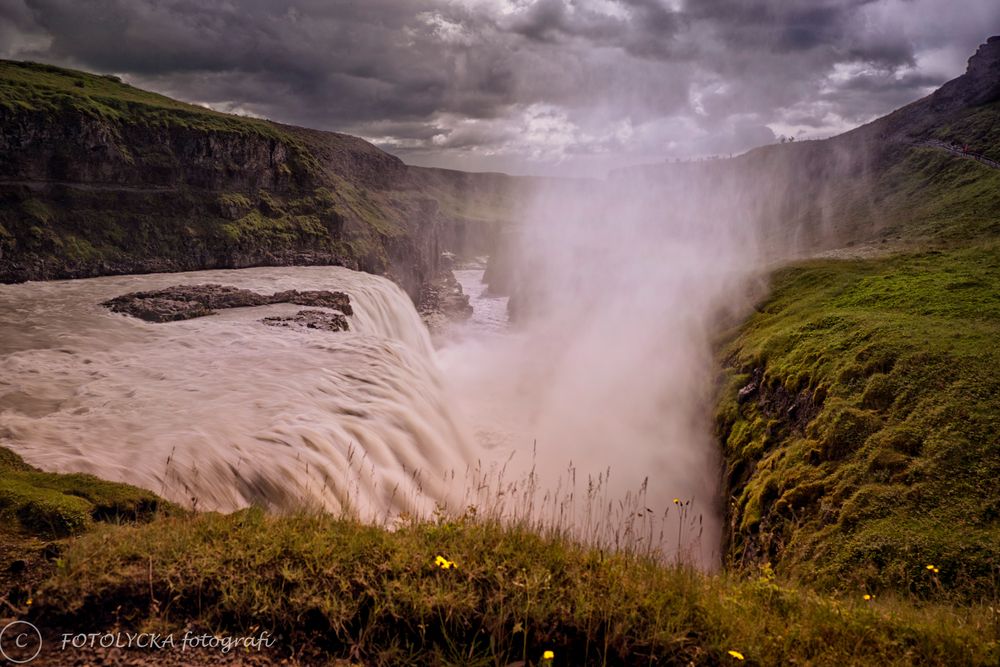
[0,59,534,293]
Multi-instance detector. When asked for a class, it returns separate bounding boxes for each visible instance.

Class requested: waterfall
[0,266,473,517]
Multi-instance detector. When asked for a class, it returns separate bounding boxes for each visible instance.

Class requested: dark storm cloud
[11,0,495,124]
[683,0,909,64]
[0,0,46,51]
[2,0,998,174]
[504,0,689,59]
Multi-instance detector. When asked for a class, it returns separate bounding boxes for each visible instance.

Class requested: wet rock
[737,380,759,404]
[107,297,214,322]
[418,272,472,333]
[738,366,822,435]
[261,309,350,332]
[102,284,352,323]
[271,289,353,314]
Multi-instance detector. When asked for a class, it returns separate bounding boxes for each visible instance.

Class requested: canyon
[0,36,999,665]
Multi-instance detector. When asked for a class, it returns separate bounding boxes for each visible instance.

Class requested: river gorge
[1,187,763,569]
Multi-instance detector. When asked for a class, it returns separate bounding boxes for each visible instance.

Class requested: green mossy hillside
[717,242,1000,598]
[931,100,1000,163]
[873,147,1000,242]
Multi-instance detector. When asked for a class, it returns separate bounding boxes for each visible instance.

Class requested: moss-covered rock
[0,447,173,538]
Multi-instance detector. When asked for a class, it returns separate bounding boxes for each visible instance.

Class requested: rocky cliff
[0,60,532,302]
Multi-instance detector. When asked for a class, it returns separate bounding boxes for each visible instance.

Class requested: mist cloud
[1,0,997,174]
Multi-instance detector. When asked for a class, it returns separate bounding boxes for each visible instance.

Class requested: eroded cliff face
[1,109,303,191]
[0,60,528,305]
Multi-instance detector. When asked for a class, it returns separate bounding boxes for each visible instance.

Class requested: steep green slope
[784,140,1000,248]
[717,241,1000,598]
[872,146,1000,241]
[713,37,1000,596]
[929,99,1000,162]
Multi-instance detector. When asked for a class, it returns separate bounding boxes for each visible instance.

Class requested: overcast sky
[2,0,998,176]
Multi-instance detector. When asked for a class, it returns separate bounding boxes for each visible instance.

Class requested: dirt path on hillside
[916,139,1000,170]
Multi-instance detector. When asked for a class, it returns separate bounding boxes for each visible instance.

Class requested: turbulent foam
[0,266,472,516]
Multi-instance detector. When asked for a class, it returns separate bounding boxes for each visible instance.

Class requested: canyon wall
[0,60,531,302]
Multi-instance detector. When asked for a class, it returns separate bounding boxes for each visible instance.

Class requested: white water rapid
[0,266,474,517]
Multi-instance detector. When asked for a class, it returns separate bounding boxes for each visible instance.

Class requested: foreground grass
[27,509,997,666]
[0,447,172,627]
[718,241,1000,598]
[4,441,992,664]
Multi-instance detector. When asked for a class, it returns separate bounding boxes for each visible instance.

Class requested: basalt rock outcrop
[418,270,473,333]
[102,284,352,323]
[884,35,1000,136]
[262,309,350,332]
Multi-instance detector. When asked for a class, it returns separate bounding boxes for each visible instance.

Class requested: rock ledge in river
[262,309,350,332]
[102,284,353,323]
[419,272,472,333]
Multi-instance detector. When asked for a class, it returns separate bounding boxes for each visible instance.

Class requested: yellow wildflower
[728,650,745,660]
[542,649,555,660]
[926,564,935,570]
[933,567,940,574]
[863,594,872,601]
[435,555,456,570]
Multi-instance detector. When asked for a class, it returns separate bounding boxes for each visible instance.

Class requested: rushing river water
[451,266,509,336]
[0,266,475,517]
[1,255,737,562]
